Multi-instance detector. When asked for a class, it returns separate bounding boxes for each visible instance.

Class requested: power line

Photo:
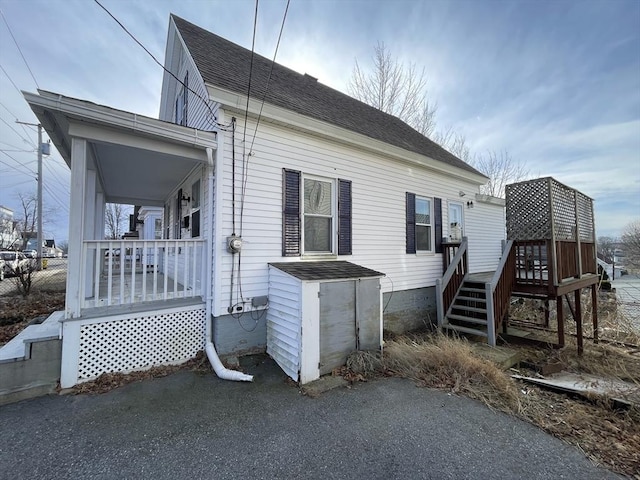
[0,116,36,147]
[0,151,35,176]
[0,101,34,138]
[0,9,40,89]
[0,63,22,95]
[92,0,230,131]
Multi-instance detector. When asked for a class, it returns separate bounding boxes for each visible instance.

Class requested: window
[282,169,351,256]
[175,72,188,126]
[154,218,163,240]
[303,177,334,253]
[406,192,443,254]
[415,196,432,251]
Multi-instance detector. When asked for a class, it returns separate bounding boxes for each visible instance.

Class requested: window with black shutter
[282,169,301,256]
[338,179,352,255]
[282,170,352,256]
[407,192,443,253]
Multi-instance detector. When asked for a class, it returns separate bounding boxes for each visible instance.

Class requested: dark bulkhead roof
[269,261,384,281]
[172,15,485,178]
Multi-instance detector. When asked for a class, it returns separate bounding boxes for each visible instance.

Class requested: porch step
[444,324,488,338]
[460,287,485,294]
[451,305,487,314]
[446,314,488,326]
[456,295,486,303]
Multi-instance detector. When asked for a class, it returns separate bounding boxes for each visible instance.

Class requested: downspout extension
[205,146,253,382]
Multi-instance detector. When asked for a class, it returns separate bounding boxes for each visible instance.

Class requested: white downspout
[205,146,253,382]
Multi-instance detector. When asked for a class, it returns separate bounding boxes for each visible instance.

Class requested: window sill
[301,254,338,261]
[415,251,436,256]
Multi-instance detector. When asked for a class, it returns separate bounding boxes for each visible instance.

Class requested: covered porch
[24,91,218,387]
[24,90,217,318]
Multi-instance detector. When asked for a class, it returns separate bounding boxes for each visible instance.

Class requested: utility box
[267,261,384,384]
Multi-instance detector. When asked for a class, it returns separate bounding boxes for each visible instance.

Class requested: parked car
[0,251,31,277]
[23,249,38,259]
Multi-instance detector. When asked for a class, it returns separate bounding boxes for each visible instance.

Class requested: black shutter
[338,179,352,255]
[282,169,301,256]
[406,192,416,254]
[434,197,443,254]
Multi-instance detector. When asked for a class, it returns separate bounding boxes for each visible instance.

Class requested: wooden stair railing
[484,240,516,345]
[436,237,468,329]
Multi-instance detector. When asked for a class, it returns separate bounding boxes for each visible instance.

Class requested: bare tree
[433,127,472,163]
[598,236,616,264]
[105,203,126,240]
[349,42,438,136]
[470,150,530,197]
[621,219,640,269]
[15,192,38,250]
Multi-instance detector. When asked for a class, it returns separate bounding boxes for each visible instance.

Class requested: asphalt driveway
[0,356,620,479]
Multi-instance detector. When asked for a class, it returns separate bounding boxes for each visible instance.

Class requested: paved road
[0,357,620,480]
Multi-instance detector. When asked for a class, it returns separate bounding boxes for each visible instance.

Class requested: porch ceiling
[91,141,202,206]
[23,90,217,206]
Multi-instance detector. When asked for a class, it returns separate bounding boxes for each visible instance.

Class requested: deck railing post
[485,282,496,346]
[436,278,444,329]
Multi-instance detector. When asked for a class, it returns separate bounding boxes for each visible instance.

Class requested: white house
[19,14,507,388]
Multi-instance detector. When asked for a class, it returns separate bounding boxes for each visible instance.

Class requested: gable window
[175,72,188,126]
[282,169,351,256]
[406,192,443,254]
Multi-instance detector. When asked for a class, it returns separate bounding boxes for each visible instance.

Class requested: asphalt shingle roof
[269,261,384,281]
[172,15,485,178]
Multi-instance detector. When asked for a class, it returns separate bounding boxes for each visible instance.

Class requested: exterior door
[319,280,356,375]
[449,202,464,241]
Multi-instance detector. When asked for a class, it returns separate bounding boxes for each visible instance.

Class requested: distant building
[0,205,19,249]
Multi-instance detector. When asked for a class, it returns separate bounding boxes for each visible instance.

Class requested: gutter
[204,147,253,382]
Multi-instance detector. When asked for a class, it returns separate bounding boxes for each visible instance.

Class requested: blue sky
[0,0,638,243]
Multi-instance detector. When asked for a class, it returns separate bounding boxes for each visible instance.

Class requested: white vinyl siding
[210,112,488,317]
[266,266,302,381]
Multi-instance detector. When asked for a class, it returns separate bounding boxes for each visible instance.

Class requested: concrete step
[447,314,488,326]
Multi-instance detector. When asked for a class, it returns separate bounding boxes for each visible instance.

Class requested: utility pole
[16,120,46,270]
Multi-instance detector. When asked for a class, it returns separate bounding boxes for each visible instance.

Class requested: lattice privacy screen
[77,308,206,381]
[506,177,594,242]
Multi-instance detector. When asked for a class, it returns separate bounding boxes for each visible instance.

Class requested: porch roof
[23,90,218,206]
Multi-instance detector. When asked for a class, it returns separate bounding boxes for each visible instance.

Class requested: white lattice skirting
[60,304,206,387]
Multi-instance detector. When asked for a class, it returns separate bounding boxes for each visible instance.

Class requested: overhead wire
[0,116,36,147]
[233,0,291,320]
[92,0,231,131]
[0,9,40,89]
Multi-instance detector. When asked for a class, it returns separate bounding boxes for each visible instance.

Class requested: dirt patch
[0,292,65,345]
[343,334,640,478]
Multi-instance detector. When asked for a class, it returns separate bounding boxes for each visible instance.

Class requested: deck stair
[443,275,492,339]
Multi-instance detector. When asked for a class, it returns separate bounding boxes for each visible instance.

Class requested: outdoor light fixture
[181,193,191,206]
[466,200,474,208]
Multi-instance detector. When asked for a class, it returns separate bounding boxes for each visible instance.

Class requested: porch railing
[436,237,468,328]
[485,240,515,345]
[80,239,206,309]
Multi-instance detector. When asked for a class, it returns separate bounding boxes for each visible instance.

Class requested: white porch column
[83,169,97,297]
[65,138,87,318]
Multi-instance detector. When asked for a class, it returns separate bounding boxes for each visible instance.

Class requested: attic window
[175,72,188,126]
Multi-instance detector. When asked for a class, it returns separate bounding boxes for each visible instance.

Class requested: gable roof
[171,15,485,179]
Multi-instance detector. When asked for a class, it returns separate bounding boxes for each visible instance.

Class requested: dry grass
[344,333,640,477]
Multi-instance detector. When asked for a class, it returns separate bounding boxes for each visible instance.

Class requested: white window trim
[448,200,464,241]
[416,195,434,253]
[301,174,337,256]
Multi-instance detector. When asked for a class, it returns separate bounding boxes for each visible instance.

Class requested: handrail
[484,240,515,346]
[436,237,468,328]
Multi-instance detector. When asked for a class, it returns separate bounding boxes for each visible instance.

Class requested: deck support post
[591,284,598,344]
[556,295,564,347]
[575,288,583,355]
[544,299,550,328]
